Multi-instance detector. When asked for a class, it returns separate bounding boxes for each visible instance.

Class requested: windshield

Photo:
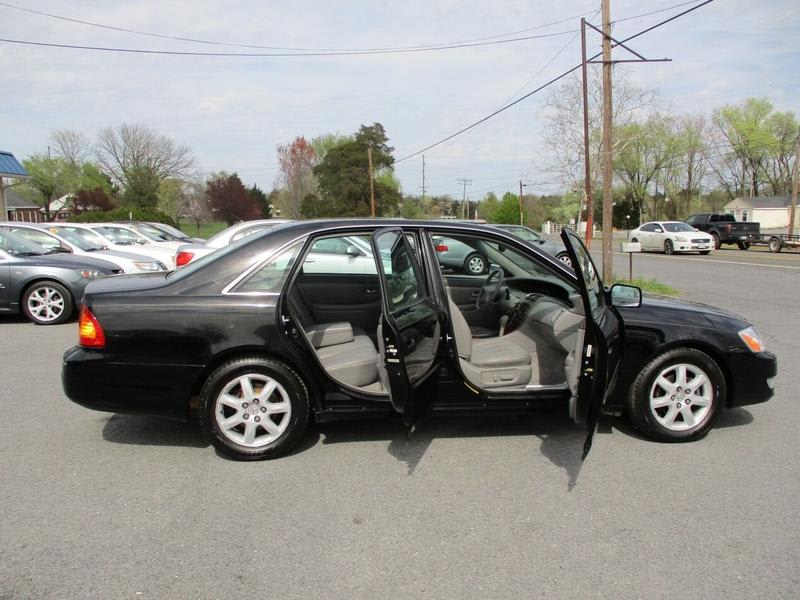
[0,230,49,256]
[95,226,147,245]
[150,223,189,239]
[504,226,542,242]
[131,223,173,241]
[46,226,108,251]
[663,222,695,233]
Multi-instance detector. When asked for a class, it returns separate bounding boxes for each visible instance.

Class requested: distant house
[4,188,42,222]
[723,196,799,230]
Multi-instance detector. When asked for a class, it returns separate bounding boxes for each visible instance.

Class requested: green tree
[490,192,522,224]
[479,192,500,222]
[312,123,401,217]
[248,184,271,218]
[21,155,76,221]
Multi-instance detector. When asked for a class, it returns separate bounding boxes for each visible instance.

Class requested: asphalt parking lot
[1,248,798,600]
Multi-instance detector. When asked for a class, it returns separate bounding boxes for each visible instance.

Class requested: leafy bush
[68,207,177,227]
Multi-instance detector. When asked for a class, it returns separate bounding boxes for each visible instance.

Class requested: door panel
[560,229,622,459]
[372,228,442,422]
[0,261,9,308]
[294,273,382,332]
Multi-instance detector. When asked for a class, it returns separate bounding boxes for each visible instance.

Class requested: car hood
[19,253,120,272]
[87,249,164,263]
[621,294,749,329]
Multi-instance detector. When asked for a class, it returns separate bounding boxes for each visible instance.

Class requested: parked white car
[45,223,177,268]
[630,221,714,255]
[175,219,293,266]
[105,222,186,252]
[0,223,168,273]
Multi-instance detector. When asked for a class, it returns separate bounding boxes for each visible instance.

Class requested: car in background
[108,222,186,252]
[0,230,120,325]
[0,223,169,274]
[144,222,204,244]
[175,219,292,266]
[630,221,714,255]
[685,213,760,250]
[57,223,178,267]
[492,224,573,266]
[431,234,491,275]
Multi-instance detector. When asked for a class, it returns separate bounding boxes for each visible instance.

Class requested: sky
[1,0,798,201]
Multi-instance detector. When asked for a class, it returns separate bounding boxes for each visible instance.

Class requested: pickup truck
[685,213,760,249]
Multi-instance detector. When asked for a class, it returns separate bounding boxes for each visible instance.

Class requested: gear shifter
[498,315,509,336]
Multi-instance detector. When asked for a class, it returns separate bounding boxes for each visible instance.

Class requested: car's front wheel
[22,281,73,325]
[627,348,725,442]
[201,357,309,460]
[737,241,751,250]
[664,239,675,255]
[556,252,573,268]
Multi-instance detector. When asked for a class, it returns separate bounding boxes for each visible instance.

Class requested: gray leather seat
[305,322,380,388]
[448,297,532,388]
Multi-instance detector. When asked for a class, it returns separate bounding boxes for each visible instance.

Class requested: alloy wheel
[27,286,66,323]
[648,363,713,432]
[214,373,292,447]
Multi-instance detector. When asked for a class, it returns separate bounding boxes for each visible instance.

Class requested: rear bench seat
[306,322,380,388]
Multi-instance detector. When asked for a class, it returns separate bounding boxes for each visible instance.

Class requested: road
[1,250,798,600]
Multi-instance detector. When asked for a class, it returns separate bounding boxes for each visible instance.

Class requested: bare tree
[51,129,89,167]
[274,137,316,219]
[96,124,193,206]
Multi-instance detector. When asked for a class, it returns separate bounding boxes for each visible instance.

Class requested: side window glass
[235,243,302,293]
[374,230,426,310]
[303,235,375,275]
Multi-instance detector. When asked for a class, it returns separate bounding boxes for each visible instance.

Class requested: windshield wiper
[17,251,44,256]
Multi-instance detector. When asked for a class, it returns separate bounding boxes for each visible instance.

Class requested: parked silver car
[492,225,573,266]
[175,219,292,266]
[0,230,120,324]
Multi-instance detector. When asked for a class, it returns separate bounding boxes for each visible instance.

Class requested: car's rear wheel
[22,281,73,325]
[628,348,725,442]
[664,239,675,255]
[768,237,782,252]
[556,252,573,267]
[201,357,309,460]
[464,252,488,275]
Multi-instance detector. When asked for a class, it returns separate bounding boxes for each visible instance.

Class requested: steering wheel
[476,265,505,308]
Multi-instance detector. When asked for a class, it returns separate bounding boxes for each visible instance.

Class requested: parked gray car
[0,230,120,325]
[491,225,573,267]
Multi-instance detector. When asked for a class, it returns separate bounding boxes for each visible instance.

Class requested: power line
[395,0,715,163]
[0,29,582,57]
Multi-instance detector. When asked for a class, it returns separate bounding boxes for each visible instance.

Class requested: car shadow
[102,414,210,448]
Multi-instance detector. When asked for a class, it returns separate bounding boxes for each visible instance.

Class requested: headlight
[675,236,688,242]
[133,261,165,271]
[78,269,104,279]
[738,326,766,353]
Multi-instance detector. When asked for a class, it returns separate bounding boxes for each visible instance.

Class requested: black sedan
[1,230,121,325]
[62,220,776,460]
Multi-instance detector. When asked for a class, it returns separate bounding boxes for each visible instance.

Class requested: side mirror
[610,283,642,308]
[345,245,362,257]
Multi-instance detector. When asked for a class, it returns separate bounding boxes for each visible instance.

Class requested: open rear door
[372,228,441,424]
[561,229,622,459]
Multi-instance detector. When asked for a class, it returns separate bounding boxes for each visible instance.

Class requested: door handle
[366,287,379,294]
[471,291,479,298]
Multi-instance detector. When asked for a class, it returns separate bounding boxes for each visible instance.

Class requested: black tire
[463,252,488,276]
[699,250,711,255]
[711,232,721,249]
[21,280,73,325]
[768,237,782,253]
[737,241,750,250]
[200,356,309,460]
[664,239,675,255]
[555,252,573,268]
[627,347,725,443]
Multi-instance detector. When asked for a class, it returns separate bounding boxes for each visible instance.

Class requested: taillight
[435,243,448,252]
[175,251,194,267]
[79,304,106,348]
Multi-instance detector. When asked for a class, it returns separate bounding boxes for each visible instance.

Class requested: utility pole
[367,147,376,217]
[789,131,799,237]
[519,180,527,225]
[458,178,472,219]
[600,0,614,281]
[581,17,594,247]
[421,155,427,202]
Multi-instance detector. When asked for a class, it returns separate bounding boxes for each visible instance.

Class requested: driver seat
[447,296,532,388]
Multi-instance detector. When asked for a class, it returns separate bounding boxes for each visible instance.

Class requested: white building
[723,196,799,230]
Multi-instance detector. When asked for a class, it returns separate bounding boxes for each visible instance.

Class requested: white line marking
[612,252,800,270]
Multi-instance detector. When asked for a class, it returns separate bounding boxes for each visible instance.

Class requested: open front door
[560,229,622,459]
[372,228,441,424]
